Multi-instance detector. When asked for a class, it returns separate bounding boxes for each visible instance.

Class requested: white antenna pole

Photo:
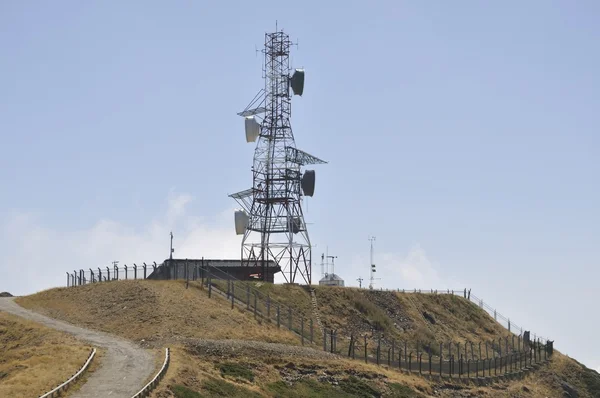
[369,236,376,289]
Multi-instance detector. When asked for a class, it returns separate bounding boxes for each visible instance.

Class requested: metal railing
[39,348,96,398]
[132,347,170,398]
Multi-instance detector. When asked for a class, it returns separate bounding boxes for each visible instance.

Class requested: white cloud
[343,244,458,291]
[0,195,456,296]
[0,192,240,296]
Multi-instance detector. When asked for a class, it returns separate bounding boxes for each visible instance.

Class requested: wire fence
[64,261,553,379]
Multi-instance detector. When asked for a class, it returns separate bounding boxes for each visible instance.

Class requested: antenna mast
[369,236,377,289]
[230,26,327,285]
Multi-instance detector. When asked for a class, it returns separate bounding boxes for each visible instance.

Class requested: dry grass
[153,344,433,398]
[16,280,303,346]
[243,283,515,356]
[0,311,94,397]
[15,279,600,397]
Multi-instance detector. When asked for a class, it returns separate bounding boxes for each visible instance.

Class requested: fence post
[467,359,470,378]
[392,340,395,367]
[364,335,368,363]
[494,357,497,375]
[208,271,212,298]
[143,263,147,279]
[323,329,327,351]
[106,267,110,281]
[459,354,463,378]
[399,349,402,369]
[134,264,137,280]
[377,335,381,365]
[247,285,250,310]
[227,280,231,299]
[352,335,356,359]
[498,337,502,358]
[348,334,353,357]
[124,264,128,280]
[277,305,280,328]
[419,354,423,375]
[408,352,412,372]
[439,349,443,377]
[330,330,334,354]
[429,353,432,375]
[66,272,70,287]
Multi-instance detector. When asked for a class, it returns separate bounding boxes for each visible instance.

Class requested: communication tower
[230,26,326,285]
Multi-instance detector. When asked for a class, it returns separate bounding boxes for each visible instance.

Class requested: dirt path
[0,297,154,398]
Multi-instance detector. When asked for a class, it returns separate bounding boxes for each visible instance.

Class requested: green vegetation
[338,376,381,397]
[388,383,422,398]
[267,379,356,398]
[172,384,202,398]
[218,362,255,382]
[201,377,261,397]
[579,363,600,396]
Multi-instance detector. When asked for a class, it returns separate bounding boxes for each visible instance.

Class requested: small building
[149,258,281,283]
[319,273,344,287]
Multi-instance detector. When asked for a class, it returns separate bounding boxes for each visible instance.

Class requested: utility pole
[169,231,174,260]
[357,277,363,289]
[368,236,376,290]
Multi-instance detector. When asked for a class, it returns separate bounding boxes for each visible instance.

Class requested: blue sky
[1,2,598,370]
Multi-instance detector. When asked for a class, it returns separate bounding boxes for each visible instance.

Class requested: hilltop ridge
[14,279,600,397]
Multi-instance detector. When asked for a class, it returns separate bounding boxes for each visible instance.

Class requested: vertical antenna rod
[369,236,376,289]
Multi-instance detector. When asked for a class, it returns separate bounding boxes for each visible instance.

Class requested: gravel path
[0,297,154,398]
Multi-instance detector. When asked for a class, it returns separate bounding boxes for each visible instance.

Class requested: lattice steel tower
[230,27,326,285]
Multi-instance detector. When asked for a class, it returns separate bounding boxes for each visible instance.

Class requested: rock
[561,382,579,398]
[423,311,436,324]
[0,292,13,297]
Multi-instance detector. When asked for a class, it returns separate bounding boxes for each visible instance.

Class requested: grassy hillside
[16,279,600,397]
[16,280,301,347]
[236,283,515,356]
[0,311,96,397]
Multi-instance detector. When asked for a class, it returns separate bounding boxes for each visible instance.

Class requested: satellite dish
[301,170,315,196]
[245,116,260,143]
[234,210,249,235]
[290,69,305,96]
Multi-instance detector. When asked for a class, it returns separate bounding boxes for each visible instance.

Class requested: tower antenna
[230,27,327,285]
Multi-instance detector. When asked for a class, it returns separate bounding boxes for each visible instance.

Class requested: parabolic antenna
[301,170,315,197]
[245,116,261,143]
[234,209,249,235]
[290,69,305,96]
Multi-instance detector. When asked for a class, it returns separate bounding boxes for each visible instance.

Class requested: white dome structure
[319,273,344,287]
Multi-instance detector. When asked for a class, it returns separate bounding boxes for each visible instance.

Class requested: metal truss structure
[230,27,326,285]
